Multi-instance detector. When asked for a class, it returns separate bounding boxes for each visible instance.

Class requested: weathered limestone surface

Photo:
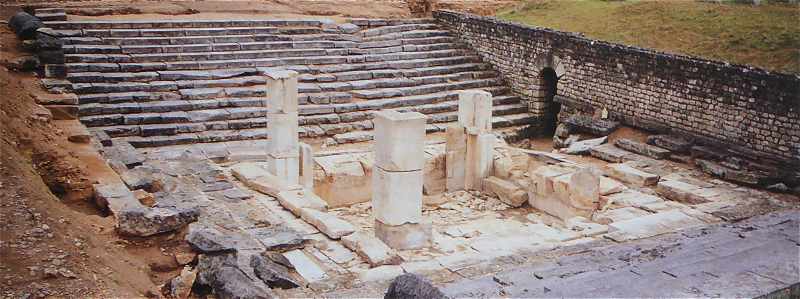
[606,163,660,187]
[373,110,427,172]
[614,138,671,160]
[282,249,328,284]
[445,125,468,192]
[372,164,423,226]
[656,180,717,204]
[464,132,494,191]
[276,189,327,216]
[590,143,635,163]
[646,135,692,153]
[593,207,651,225]
[299,142,314,189]
[374,220,432,250]
[423,144,447,195]
[313,152,371,207]
[562,136,607,155]
[483,176,527,207]
[606,210,705,241]
[341,232,402,267]
[299,208,355,239]
[528,165,601,220]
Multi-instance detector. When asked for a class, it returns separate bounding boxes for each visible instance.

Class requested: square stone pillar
[372,110,431,249]
[447,90,495,191]
[265,70,301,186]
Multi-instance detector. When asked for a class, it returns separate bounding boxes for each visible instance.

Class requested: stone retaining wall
[433,10,799,167]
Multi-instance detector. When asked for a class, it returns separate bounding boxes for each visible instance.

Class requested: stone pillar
[299,142,314,190]
[446,90,495,191]
[265,70,300,186]
[372,110,431,250]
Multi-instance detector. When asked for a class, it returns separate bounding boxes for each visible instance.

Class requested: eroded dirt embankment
[0,26,183,298]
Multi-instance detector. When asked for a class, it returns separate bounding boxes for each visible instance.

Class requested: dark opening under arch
[540,67,560,136]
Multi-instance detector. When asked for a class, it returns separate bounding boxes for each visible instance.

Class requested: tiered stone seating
[45,17,537,147]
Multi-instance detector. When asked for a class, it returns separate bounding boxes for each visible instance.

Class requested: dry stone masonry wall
[433,10,800,168]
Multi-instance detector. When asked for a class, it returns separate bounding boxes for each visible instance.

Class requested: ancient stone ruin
[6,6,798,298]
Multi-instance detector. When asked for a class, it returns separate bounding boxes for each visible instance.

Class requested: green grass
[497,0,800,74]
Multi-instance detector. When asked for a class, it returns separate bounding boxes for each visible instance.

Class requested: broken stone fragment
[103,142,145,169]
[133,189,155,207]
[276,189,327,216]
[247,226,309,252]
[482,176,528,207]
[561,136,607,155]
[606,163,660,187]
[249,254,301,289]
[385,273,447,299]
[185,224,238,253]
[614,138,671,160]
[655,180,716,204]
[299,208,355,239]
[562,114,619,136]
[117,206,199,237]
[282,249,328,284]
[341,232,402,267]
[646,135,692,153]
[165,266,196,299]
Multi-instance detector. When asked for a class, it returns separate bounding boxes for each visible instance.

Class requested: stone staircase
[44,17,536,148]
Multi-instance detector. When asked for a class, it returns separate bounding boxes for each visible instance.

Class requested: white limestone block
[604,189,664,209]
[300,208,355,239]
[529,164,572,196]
[267,153,299,186]
[299,142,314,189]
[276,189,328,216]
[358,265,404,283]
[341,232,402,267]
[423,145,446,195]
[445,125,467,192]
[606,163,660,187]
[606,210,705,241]
[593,207,651,225]
[483,176,528,207]
[465,133,494,191]
[372,110,427,171]
[568,168,600,210]
[457,90,492,133]
[656,180,716,204]
[372,167,423,226]
[599,176,627,195]
[282,249,328,283]
[374,219,432,250]
[267,112,299,155]
[264,70,298,114]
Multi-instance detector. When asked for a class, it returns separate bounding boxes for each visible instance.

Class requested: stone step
[65,40,350,54]
[81,91,522,136]
[66,54,482,75]
[60,33,358,47]
[362,30,451,42]
[71,26,319,38]
[43,19,330,30]
[358,23,439,37]
[348,18,435,27]
[64,48,468,65]
[350,77,501,99]
[113,110,536,148]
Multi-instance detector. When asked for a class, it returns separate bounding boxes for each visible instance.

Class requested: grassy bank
[497,0,799,74]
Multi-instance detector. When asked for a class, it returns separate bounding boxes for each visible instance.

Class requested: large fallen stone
[276,189,327,216]
[385,273,447,299]
[211,265,274,299]
[184,223,261,253]
[482,176,528,207]
[247,226,309,253]
[104,142,145,169]
[299,208,355,239]
[614,138,670,160]
[562,136,608,155]
[313,152,371,207]
[646,135,692,153]
[282,249,328,284]
[117,206,199,237]
[562,114,619,136]
[9,12,44,39]
[93,182,141,214]
[590,143,635,163]
[232,162,299,197]
[249,254,301,289]
[606,210,706,241]
[656,180,717,204]
[606,163,660,187]
[695,159,763,186]
[341,232,402,267]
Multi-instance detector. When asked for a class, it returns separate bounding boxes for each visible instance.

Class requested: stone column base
[375,220,432,250]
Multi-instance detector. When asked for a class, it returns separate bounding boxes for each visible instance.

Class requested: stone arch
[531,53,566,135]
